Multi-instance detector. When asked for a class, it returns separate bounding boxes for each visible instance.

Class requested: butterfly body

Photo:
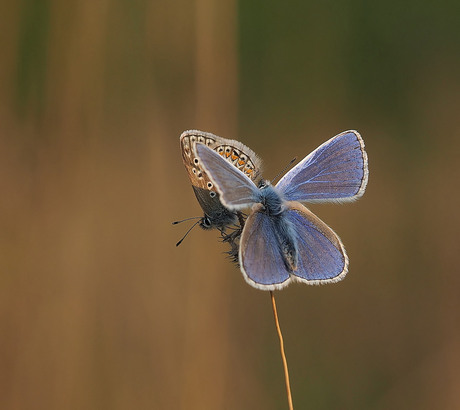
[194,130,368,290]
[249,183,299,271]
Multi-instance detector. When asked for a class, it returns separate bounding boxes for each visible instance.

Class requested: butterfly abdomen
[272,214,299,272]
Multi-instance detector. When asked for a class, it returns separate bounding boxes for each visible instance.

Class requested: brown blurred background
[1,1,459,409]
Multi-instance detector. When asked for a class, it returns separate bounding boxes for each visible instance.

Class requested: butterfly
[194,130,369,290]
[180,130,262,231]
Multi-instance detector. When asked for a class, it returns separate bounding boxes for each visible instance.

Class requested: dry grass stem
[270,291,294,410]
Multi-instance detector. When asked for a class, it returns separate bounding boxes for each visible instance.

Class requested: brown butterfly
[179,130,263,234]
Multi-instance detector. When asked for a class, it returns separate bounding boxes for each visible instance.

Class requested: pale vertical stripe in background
[180,0,237,409]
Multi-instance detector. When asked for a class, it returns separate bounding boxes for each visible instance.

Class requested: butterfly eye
[258,180,267,188]
[201,216,212,228]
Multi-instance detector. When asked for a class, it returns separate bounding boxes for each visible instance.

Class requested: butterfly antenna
[172,216,202,225]
[175,219,201,246]
[271,157,297,184]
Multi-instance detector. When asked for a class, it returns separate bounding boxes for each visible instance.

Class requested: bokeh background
[1,1,459,409]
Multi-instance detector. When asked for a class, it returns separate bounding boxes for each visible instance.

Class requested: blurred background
[1,0,459,409]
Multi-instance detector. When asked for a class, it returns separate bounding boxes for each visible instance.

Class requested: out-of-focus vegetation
[1,1,459,409]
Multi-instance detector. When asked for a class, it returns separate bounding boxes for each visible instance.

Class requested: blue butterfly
[194,130,369,290]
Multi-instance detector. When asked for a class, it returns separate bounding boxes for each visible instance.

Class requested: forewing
[239,205,291,290]
[276,130,368,202]
[180,130,262,228]
[195,143,259,210]
[180,130,263,184]
[285,202,348,284]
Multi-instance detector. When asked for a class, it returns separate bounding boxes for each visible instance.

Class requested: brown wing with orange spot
[180,130,262,194]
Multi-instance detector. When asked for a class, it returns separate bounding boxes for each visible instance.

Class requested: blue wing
[286,202,348,284]
[195,143,260,210]
[239,205,291,290]
[276,130,368,202]
[239,202,348,290]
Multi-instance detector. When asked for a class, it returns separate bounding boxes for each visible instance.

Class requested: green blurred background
[1,1,459,409]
